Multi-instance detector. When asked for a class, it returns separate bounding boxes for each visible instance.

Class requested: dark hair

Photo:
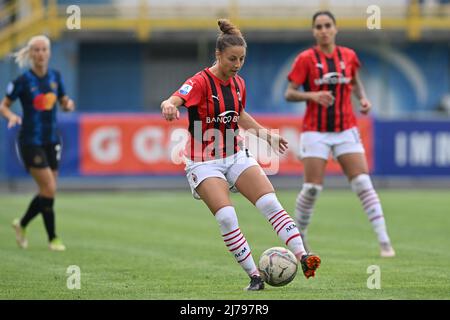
[312,11,336,27]
[216,19,247,52]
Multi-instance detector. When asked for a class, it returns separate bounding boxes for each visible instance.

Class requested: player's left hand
[7,114,22,128]
[359,98,371,115]
[267,132,288,154]
[63,99,75,112]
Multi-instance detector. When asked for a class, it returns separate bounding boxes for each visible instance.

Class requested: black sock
[20,195,41,228]
[39,196,57,241]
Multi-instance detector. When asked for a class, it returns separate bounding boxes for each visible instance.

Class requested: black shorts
[18,143,62,171]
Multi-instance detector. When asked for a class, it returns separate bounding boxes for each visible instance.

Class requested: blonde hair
[13,35,51,68]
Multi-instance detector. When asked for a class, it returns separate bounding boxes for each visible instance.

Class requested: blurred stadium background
[0,0,449,191]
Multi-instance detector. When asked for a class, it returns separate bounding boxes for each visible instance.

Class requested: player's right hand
[161,100,180,121]
[7,114,22,128]
[311,91,334,107]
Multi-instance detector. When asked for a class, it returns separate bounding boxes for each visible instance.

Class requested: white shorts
[185,150,260,200]
[299,127,365,160]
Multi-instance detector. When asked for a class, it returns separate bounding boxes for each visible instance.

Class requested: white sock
[215,206,259,277]
[351,174,391,244]
[255,193,306,259]
[294,183,322,235]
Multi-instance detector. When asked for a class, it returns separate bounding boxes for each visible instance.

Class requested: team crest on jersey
[179,84,193,95]
[50,81,58,91]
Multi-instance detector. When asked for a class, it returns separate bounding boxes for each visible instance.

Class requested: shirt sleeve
[287,52,309,86]
[56,71,67,99]
[172,75,203,108]
[5,77,23,101]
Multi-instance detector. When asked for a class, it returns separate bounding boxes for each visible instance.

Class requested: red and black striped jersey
[287,45,361,132]
[172,68,246,161]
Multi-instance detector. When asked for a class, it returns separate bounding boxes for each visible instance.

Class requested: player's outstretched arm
[238,110,288,154]
[0,97,22,128]
[160,96,183,122]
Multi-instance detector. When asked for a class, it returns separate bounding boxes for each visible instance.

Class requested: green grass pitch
[1,190,449,299]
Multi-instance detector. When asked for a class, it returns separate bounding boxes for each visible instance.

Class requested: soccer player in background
[0,35,75,251]
[160,19,321,291]
[285,11,395,258]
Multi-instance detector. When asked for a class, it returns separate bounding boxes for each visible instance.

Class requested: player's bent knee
[40,183,56,198]
[255,192,279,212]
[215,206,238,229]
[350,173,373,193]
[301,183,323,198]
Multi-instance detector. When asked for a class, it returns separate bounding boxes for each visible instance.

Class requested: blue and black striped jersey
[5,69,66,145]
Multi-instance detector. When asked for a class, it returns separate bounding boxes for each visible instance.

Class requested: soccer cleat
[380,242,396,258]
[49,238,66,251]
[12,219,28,249]
[244,275,265,291]
[300,254,321,279]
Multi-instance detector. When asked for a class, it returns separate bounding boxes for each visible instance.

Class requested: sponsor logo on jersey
[314,72,351,85]
[33,92,57,111]
[205,110,239,124]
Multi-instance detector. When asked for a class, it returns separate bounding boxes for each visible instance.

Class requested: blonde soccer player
[0,35,75,251]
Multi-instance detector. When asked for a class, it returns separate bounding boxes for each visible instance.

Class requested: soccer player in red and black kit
[161,19,321,291]
[0,35,75,251]
[285,11,395,257]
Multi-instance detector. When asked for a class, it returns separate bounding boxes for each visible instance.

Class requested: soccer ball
[258,247,298,287]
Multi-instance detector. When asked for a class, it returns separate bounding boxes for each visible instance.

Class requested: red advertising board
[80,114,373,175]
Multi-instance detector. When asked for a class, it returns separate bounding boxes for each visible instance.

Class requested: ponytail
[13,45,31,68]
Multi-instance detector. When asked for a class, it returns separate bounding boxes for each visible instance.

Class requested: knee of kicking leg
[255,192,281,214]
[301,183,323,198]
[215,206,238,229]
[350,174,373,193]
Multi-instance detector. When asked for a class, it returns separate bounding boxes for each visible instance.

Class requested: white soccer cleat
[12,218,28,249]
[380,242,396,258]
